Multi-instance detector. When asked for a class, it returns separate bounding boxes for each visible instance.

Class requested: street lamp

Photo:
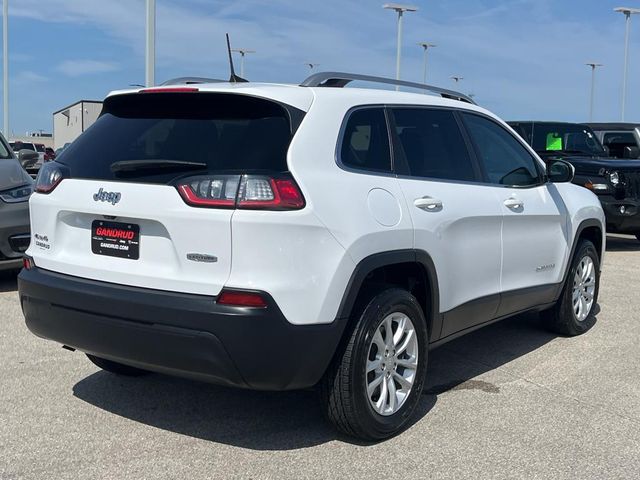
[305,63,320,71]
[614,7,640,120]
[145,0,155,87]
[383,3,418,90]
[586,62,603,122]
[417,42,436,84]
[451,76,463,83]
[3,0,8,137]
[231,48,255,78]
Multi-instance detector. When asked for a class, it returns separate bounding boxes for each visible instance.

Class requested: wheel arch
[563,218,604,284]
[334,249,441,343]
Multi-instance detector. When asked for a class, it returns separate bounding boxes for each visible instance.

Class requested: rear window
[602,132,637,158]
[57,92,300,183]
[12,142,35,151]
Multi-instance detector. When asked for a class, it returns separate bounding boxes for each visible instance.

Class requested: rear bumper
[19,268,346,390]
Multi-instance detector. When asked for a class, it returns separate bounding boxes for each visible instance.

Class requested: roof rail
[300,71,476,105]
[160,77,226,86]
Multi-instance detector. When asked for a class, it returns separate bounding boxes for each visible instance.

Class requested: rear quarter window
[339,108,392,173]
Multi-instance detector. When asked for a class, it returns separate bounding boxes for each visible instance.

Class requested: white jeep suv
[19,73,605,440]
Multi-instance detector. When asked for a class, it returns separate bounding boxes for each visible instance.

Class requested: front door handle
[414,196,443,211]
[503,197,524,209]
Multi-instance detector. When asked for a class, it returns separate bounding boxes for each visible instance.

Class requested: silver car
[0,134,32,270]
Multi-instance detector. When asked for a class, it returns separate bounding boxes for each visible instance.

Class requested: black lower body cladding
[18,267,346,390]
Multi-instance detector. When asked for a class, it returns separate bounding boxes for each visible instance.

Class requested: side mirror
[623,146,640,159]
[547,159,574,183]
[602,145,610,156]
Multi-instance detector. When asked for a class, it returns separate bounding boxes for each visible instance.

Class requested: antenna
[226,33,248,83]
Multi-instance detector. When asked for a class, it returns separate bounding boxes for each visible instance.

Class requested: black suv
[509,121,640,241]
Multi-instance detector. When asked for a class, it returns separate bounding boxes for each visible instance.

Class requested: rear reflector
[217,290,268,308]
[22,255,35,270]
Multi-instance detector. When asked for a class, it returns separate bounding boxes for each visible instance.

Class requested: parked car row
[0,134,34,270]
[509,121,640,241]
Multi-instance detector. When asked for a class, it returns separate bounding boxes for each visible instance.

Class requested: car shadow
[0,269,19,293]
[72,311,566,449]
[606,234,639,252]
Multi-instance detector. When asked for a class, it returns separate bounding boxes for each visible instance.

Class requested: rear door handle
[503,197,524,209]
[414,196,443,211]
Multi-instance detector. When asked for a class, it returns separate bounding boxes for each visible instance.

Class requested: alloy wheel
[572,255,596,322]
[365,312,419,416]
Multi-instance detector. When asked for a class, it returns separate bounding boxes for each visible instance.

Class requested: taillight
[177,175,241,208]
[217,289,268,308]
[176,174,305,210]
[35,162,69,194]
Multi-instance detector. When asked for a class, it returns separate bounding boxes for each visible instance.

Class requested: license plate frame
[91,220,140,260]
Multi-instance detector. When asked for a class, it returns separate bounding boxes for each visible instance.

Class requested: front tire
[320,288,428,441]
[86,354,149,376]
[543,239,600,336]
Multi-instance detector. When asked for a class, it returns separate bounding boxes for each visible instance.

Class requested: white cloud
[56,60,120,76]
[14,71,47,82]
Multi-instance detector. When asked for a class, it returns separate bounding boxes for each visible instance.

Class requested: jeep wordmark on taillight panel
[19,73,605,440]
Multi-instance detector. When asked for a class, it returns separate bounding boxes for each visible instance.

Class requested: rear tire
[86,354,149,376]
[320,288,428,441]
[543,240,600,336]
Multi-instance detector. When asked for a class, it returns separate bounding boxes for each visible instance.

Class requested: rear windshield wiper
[111,159,207,173]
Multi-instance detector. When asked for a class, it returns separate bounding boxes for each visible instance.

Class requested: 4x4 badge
[93,188,121,205]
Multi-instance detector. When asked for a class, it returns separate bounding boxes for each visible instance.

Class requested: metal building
[52,100,103,149]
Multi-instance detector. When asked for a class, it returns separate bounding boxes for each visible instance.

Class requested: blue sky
[3,0,640,135]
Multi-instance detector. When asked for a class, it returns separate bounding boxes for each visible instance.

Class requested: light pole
[145,0,155,87]
[305,63,320,71]
[614,7,640,120]
[451,76,463,84]
[586,62,603,122]
[417,42,436,84]
[3,0,7,137]
[231,49,255,78]
[383,3,418,90]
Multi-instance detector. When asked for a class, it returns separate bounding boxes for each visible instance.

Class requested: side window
[391,108,477,182]
[340,108,392,173]
[603,132,637,158]
[462,113,541,187]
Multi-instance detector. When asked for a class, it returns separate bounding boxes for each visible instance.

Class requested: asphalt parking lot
[1,235,639,480]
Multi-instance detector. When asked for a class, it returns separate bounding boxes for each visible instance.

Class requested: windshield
[519,123,606,156]
[58,92,300,183]
[11,142,35,152]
